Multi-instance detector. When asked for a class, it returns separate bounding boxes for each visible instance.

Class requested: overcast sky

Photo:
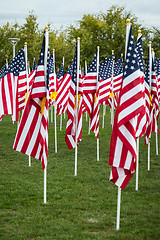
[0,0,160,30]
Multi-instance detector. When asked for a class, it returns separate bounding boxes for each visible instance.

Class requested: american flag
[156,57,160,103]
[99,56,113,105]
[150,56,159,133]
[13,33,49,170]
[90,85,100,138]
[57,60,64,85]
[0,63,7,79]
[135,32,146,138]
[109,25,146,189]
[83,54,97,94]
[82,53,98,117]
[144,54,152,144]
[65,42,83,149]
[56,61,73,115]
[0,48,27,121]
[113,56,123,95]
[48,54,58,106]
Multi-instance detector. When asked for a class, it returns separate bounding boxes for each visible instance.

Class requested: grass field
[0,106,160,240]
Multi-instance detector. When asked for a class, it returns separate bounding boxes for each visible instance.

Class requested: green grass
[0,106,160,240]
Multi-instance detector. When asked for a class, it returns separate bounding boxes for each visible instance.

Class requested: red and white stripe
[113,73,123,94]
[0,73,15,120]
[151,70,159,133]
[56,73,72,115]
[109,115,136,189]
[65,77,83,149]
[83,72,97,94]
[99,76,112,105]
[90,87,99,138]
[117,70,145,127]
[13,64,48,170]
[109,68,146,189]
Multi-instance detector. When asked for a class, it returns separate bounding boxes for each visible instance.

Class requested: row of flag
[0,24,160,191]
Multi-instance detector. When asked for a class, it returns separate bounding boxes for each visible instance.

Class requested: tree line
[0,5,160,71]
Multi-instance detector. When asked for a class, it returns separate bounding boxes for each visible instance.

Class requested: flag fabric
[110,56,123,108]
[156,57,160,103]
[150,57,159,133]
[90,85,100,138]
[135,32,146,138]
[82,53,98,117]
[83,54,97,94]
[113,56,123,95]
[99,56,113,105]
[57,59,64,90]
[109,26,146,189]
[65,42,83,149]
[0,63,8,79]
[13,33,49,170]
[0,48,27,121]
[14,48,28,119]
[56,62,73,115]
[48,54,58,106]
[144,54,152,144]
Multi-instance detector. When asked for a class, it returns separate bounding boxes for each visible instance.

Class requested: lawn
[0,106,160,240]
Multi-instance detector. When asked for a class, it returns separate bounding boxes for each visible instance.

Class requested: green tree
[66,5,150,66]
[152,27,160,57]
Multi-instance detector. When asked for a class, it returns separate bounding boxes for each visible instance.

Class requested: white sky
[0,0,160,30]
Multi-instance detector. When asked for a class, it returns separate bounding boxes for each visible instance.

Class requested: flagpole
[75,37,80,176]
[102,103,105,128]
[24,42,31,167]
[44,25,49,204]
[97,46,100,161]
[136,138,139,191]
[60,114,62,131]
[53,49,57,153]
[148,41,152,170]
[116,18,131,231]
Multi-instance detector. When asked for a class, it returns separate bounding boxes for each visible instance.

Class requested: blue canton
[135,35,144,73]
[123,26,139,79]
[114,56,123,77]
[7,48,26,76]
[99,56,113,81]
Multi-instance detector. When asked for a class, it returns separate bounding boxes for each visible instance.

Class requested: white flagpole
[97,46,100,161]
[44,25,49,204]
[156,133,158,155]
[148,41,152,169]
[60,114,62,131]
[116,187,121,230]
[75,37,80,176]
[24,42,31,167]
[53,49,57,153]
[51,106,53,123]
[111,50,115,128]
[102,103,105,128]
[136,138,139,191]
[116,18,131,231]
[148,142,150,171]
[6,58,8,68]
